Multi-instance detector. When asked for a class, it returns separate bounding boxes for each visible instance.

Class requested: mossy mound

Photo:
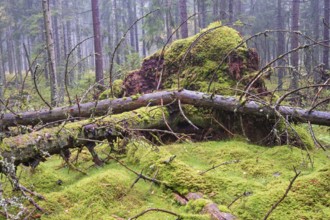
[123,22,265,96]
[9,140,328,219]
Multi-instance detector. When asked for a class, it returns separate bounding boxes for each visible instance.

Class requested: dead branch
[32,65,52,110]
[199,160,240,175]
[263,167,301,220]
[128,208,181,220]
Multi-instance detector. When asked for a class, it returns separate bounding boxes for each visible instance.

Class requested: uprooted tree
[0,22,329,219]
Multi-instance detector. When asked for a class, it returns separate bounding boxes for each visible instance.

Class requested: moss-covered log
[0,107,168,172]
[1,90,330,129]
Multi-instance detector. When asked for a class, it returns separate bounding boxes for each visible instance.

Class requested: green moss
[99,79,124,99]
[7,139,328,219]
[131,93,141,100]
[139,22,258,96]
[186,199,212,213]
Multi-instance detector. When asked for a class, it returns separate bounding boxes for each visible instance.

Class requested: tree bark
[277,0,286,90]
[0,107,168,171]
[323,0,330,69]
[91,0,104,85]
[1,90,330,128]
[42,0,58,106]
[179,0,188,38]
[229,0,234,23]
[220,0,227,21]
[290,0,300,89]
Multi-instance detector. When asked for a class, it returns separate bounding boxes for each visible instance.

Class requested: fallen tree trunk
[1,90,330,127]
[0,107,168,172]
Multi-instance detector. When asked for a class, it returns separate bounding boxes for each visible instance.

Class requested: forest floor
[8,135,329,220]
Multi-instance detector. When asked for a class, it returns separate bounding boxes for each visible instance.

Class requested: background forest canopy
[0,0,329,109]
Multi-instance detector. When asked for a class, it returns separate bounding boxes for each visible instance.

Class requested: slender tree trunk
[193,0,198,34]
[235,0,242,18]
[200,1,207,28]
[323,0,330,69]
[220,0,227,20]
[277,0,285,90]
[290,0,300,89]
[213,0,219,21]
[0,41,5,85]
[312,0,320,63]
[75,1,83,78]
[127,0,135,51]
[91,0,104,85]
[113,0,121,64]
[66,1,74,84]
[229,0,234,23]
[15,35,23,88]
[165,0,172,43]
[0,41,4,107]
[58,0,66,103]
[52,0,60,65]
[140,0,147,57]
[133,1,139,53]
[6,29,14,75]
[42,0,58,106]
[179,0,188,38]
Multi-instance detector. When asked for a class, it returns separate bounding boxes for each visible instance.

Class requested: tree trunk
[290,0,300,90]
[312,0,320,84]
[200,1,207,28]
[66,1,74,85]
[165,0,172,43]
[133,1,139,53]
[6,28,14,75]
[1,90,330,128]
[323,0,330,69]
[179,0,188,38]
[113,0,121,64]
[0,107,168,171]
[140,0,147,57]
[127,0,135,51]
[75,0,83,78]
[91,0,104,85]
[277,0,286,90]
[193,0,198,34]
[0,41,4,107]
[55,0,65,103]
[229,0,234,23]
[42,0,58,106]
[220,0,227,21]
[213,0,219,21]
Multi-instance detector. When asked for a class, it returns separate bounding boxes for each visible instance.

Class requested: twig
[309,97,330,113]
[32,65,52,110]
[228,191,252,208]
[307,122,326,151]
[178,99,199,130]
[128,208,181,220]
[211,116,235,136]
[274,84,330,108]
[60,150,88,175]
[0,98,19,116]
[263,167,301,220]
[64,36,93,105]
[199,160,240,175]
